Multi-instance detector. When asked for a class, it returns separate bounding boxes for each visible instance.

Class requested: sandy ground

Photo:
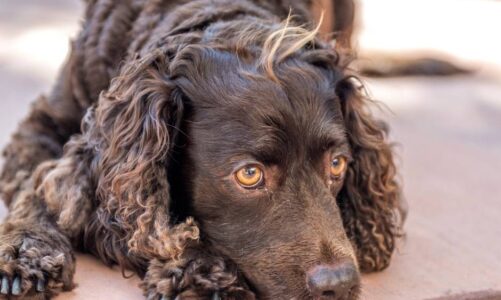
[1,1,500,299]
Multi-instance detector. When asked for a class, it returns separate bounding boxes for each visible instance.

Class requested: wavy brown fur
[0,0,404,299]
[336,78,403,272]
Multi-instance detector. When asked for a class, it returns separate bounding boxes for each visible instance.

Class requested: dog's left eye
[235,165,264,188]
[330,156,348,178]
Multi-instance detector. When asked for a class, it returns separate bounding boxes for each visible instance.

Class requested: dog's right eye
[330,156,348,178]
[235,165,264,188]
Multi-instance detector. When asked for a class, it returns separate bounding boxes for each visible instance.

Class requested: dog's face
[171,46,360,298]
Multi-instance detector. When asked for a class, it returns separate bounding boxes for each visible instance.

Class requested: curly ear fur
[336,77,405,272]
[89,51,200,263]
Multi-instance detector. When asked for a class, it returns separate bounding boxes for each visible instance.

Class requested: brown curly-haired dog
[0,0,404,299]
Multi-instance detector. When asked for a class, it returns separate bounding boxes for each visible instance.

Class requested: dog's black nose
[306,262,359,299]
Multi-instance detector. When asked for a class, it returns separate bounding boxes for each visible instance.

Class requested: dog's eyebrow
[246,130,289,164]
[237,119,349,164]
[310,123,349,151]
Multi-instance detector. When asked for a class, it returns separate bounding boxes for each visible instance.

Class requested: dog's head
[95,19,403,299]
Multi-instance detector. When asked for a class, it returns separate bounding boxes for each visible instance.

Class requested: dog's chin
[242,275,360,300]
[262,288,361,300]
[249,279,361,300]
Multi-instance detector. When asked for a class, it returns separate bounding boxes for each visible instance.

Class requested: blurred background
[0,1,500,299]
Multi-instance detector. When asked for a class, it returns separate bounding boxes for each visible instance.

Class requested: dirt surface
[1,1,500,299]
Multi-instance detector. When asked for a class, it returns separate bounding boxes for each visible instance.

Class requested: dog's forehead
[177,47,341,117]
[183,53,347,161]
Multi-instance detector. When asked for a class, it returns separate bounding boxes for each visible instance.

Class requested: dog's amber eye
[235,166,263,188]
[330,156,347,178]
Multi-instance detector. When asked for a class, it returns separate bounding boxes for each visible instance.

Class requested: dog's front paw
[143,257,254,300]
[0,232,75,299]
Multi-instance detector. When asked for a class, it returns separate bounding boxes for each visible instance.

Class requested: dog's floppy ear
[335,77,405,272]
[94,51,199,261]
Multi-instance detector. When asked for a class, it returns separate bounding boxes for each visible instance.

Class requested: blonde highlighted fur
[260,12,324,82]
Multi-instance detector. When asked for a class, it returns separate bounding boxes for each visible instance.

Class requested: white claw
[1,276,9,294]
[12,276,21,295]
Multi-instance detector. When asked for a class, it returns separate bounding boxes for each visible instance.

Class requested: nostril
[322,291,336,297]
[307,262,359,299]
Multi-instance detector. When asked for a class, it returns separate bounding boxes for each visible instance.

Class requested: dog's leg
[0,94,84,207]
[0,129,97,299]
